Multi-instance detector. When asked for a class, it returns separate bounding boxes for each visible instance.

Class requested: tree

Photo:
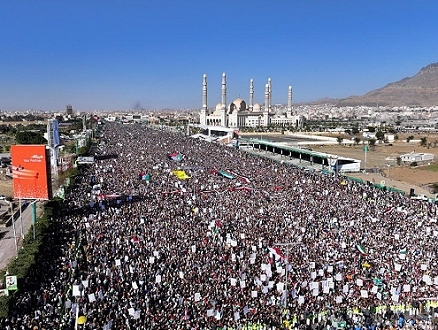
[420,137,427,147]
[396,157,402,166]
[406,136,415,143]
[354,137,361,146]
[367,127,376,133]
[336,136,344,145]
[351,126,360,135]
[375,130,385,142]
[394,134,399,141]
[368,138,376,147]
[15,131,47,144]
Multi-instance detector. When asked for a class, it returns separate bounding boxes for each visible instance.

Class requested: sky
[1,1,438,112]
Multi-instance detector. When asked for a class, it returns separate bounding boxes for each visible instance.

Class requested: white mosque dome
[253,103,261,112]
[229,98,247,114]
[212,102,223,115]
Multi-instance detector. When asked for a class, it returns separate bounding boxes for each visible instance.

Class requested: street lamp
[274,242,301,314]
[386,164,391,186]
[6,200,18,255]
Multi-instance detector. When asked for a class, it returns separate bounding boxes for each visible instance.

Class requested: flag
[269,247,286,260]
[168,152,183,161]
[172,170,190,180]
[228,170,251,184]
[219,170,235,179]
[356,245,367,255]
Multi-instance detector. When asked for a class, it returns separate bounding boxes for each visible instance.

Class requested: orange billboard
[11,145,52,200]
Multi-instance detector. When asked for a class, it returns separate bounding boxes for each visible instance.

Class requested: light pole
[6,200,18,255]
[28,199,39,240]
[274,242,301,314]
[387,164,391,186]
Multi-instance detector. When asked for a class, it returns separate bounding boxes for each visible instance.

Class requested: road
[0,201,36,270]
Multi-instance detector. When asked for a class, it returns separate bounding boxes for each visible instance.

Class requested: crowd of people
[2,122,438,329]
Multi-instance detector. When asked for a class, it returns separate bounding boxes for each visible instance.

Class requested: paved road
[0,202,35,270]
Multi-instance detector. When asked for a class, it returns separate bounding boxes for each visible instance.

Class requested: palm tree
[420,137,427,147]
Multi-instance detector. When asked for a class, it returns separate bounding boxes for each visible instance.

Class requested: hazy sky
[1,1,437,111]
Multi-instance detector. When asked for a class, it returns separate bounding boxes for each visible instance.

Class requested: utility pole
[274,242,301,317]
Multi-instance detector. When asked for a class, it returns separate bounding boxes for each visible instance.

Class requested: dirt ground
[307,132,438,197]
[0,171,13,198]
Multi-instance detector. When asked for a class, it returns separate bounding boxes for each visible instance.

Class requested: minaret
[249,79,254,111]
[203,74,208,111]
[267,78,272,113]
[287,85,293,117]
[263,83,270,127]
[200,74,208,125]
[221,72,227,127]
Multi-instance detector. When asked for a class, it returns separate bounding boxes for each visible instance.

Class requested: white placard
[276,282,285,292]
[421,264,428,271]
[251,291,258,298]
[156,275,161,283]
[132,281,138,290]
[360,290,368,298]
[88,293,96,303]
[149,257,155,264]
[230,278,237,286]
[403,284,411,292]
[195,293,201,302]
[240,280,246,288]
[356,279,363,287]
[115,259,121,267]
[335,295,343,304]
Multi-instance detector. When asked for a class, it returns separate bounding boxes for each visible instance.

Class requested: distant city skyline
[1,1,438,112]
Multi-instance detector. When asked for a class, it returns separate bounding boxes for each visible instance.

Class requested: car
[0,195,6,200]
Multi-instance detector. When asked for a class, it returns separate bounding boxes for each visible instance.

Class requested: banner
[11,145,52,200]
[5,276,18,291]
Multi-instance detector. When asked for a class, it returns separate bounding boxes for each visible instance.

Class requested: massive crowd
[2,122,438,330]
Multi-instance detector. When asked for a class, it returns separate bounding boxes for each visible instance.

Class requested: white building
[400,152,434,163]
[199,73,304,129]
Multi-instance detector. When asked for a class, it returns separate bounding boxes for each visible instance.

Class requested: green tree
[375,130,385,142]
[368,138,376,147]
[420,137,427,147]
[396,157,402,166]
[354,137,361,146]
[394,134,399,141]
[406,136,415,143]
[15,131,47,144]
[351,126,360,135]
[367,127,376,133]
[336,136,344,145]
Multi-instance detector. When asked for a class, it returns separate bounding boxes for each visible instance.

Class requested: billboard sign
[11,145,52,200]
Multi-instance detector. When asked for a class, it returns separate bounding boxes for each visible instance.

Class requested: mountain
[336,62,438,107]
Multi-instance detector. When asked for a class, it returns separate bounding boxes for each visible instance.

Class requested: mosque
[199,73,305,129]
